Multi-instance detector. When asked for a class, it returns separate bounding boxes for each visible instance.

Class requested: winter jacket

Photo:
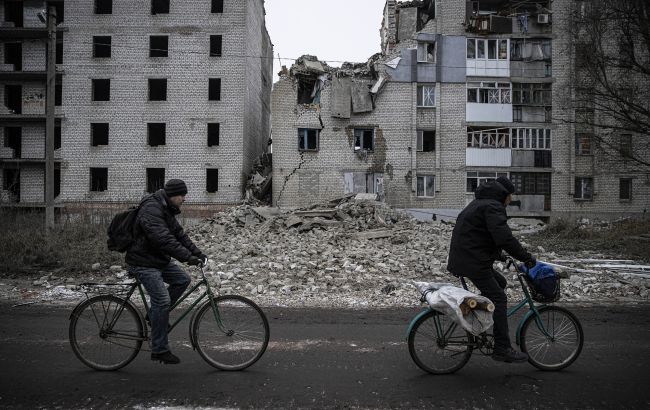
[447,181,531,278]
[125,189,202,268]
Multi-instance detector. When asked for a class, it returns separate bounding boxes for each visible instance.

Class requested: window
[511,128,552,149]
[207,123,219,146]
[147,123,166,146]
[210,35,222,57]
[510,39,551,61]
[417,42,435,63]
[620,134,633,158]
[511,173,551,195]
[54,126,61,150]
[354,128,374,151]
[146,168,165,193]
[417,175,435,197]
[619,178,632,200]
[92,79,110,101]
[467,38,476,59]
[93,36,111,58]
[417,85,435,107]
[466,171,508,193]
[417,130,435,152]
[91,123,109,146]
[513,106,522,122]
[206,168,219,193]
[298,128,319,151]
[151,0,169,14]
[95,0,112,14]
[209,78,221,101]
[544,106,552,123]
[467,39,509,60]
[5,85,22,113]
[4,1,24,27]
[512,83,552,105]
[3,169,20,198]
[467,127,510,148]
[466,82,511,104]
[55,79,62,106]
[575,134,592,155]
[574,177,593,200]
[148,78,167,101]
[211,0,223,13]
[90,168,108,192]
[149,35,168,57]
[54,168,60,198]
[5,43,22,71]
[4,127,21,158]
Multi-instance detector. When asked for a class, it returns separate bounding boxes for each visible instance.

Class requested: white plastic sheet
[414,281,494,336]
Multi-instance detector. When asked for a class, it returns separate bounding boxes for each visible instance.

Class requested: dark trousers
[467,269,510,350]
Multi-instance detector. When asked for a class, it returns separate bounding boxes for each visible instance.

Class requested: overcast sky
[264,0,385,83]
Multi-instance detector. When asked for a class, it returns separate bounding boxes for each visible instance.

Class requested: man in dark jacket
[447,176,535,363]
[126,179,207,365]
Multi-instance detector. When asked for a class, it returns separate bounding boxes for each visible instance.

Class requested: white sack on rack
[414,281,494,335]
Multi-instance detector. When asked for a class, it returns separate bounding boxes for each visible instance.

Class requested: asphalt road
[1,303,649,409]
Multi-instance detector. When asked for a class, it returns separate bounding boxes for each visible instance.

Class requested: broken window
[574,177,593,200]
[91,123,109,146]
[417,130,435,152]
[206,168,218,193]
[210,35,222,57]
[92,79,110,101]
[151,0,169,14]
[466,171,508,193]
[55,78,62,106]
[93,36,111,58]
[297,76,318,105]
[4,127,21,158]
[4,43,22,71]
[146,168,165,193]
[4,1,23,27]
[207,123,220,146]
[54,168,60,198]
[511,128,552,149]
[148,78,167,101]
[417,85,435,107]
[575,134,592,155]
[95,0,112,14]
[209,78,221,101]
[354,128,374,152]
[466,82,510,104]
[298,128,319,151]
[512,83,551,105]
[147,123,166,146]
[212,0,223,13]
[3,169,20,199]
[619,178,632,200]
[90,167,108,192]
[466,127,510,148]
[511,173,551,195]
[149,35,168,57]
[620,134,633,158]
[417,42,435,63]
[5,85,22,114]
[344,172,383,196]
[417,175,435,197]
[55,125,61,150]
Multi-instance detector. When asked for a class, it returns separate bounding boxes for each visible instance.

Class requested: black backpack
[107,206,140,252]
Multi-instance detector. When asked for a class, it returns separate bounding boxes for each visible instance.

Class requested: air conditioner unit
[537,14,550,24]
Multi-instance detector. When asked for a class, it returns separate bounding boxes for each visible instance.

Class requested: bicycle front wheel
[193,295,269,371]
[408,309,473,374]
[520,305,583,371]
[69,295,144,371]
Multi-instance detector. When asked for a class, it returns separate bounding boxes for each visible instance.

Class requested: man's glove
[187,256,202,266]
[197,253,208,264]
[496,251,508,262]
[525,257,537,269]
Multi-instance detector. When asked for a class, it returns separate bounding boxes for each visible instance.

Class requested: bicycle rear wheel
[69,295,144,371]
[520,305,583,371]
[192,295,269,371]
[408,309,473,374]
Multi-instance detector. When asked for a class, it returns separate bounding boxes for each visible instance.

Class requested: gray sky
[264,0,385,83]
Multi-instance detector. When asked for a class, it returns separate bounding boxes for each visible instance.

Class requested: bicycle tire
[520,305,583,371]
[69,295,144,371]
[408,309,473,374]
[192,295,269,371]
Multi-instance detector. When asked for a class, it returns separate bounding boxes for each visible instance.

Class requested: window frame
[353,128,375,152]
[466,171,508,193]
[298,128,320,152]
[417,85,435,107]
[417,130,436,152]
[467,38,509,61]
[575,134,593,155]
[466,82,511,104]
[619,178,632,200]
[416,175,436,197]
[417,41,436,63]
[574,177,594,200]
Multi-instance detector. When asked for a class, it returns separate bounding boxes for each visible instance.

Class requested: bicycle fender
[515,304,546,346]
[406,307,434,339]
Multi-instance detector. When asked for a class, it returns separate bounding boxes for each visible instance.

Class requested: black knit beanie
[496,176,515,194]
[164,179,188,197]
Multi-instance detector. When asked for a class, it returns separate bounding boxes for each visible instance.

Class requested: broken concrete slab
[351,81,373,113]
[330,76,352,119]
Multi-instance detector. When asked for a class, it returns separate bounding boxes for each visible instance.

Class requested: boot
[492,347,528,363]
[151,351,180,364]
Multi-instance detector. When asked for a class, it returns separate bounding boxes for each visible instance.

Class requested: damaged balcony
[465,0,552,35]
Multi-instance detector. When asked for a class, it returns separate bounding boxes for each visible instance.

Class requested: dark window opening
[147,123,166,146]
[93,35,111,58]
[4,43,22,71]
[54,125,61,150]
[574,177,593,200]
[54,168,60,198]
[575,134,592,155]
[90,167,108,192]
[92,79,110,101]
[620,134,633,158]
[206,168,218,193]
[4,1,24,28]
[56,36,63,64]
[418,130,435,152]
[91,123,109,146]
[146,168,165,193]
[212,0,223,13]
[297,76,317,104]
[95,0,112,14]
[148,78,167,101]
[354,128,374,151]
[55,78,62,106]
[5,85,22,114]
[4,127,22,158]
[298,128,319,151]
[210,35,222,56]
[47,1,64,24]
[209,78,221,101]
[534,150,552,167]
[151,0,169,14]
[619,178,632,200]
[3,169,20,200]
[207,123,220,146]
[149,35,168,57]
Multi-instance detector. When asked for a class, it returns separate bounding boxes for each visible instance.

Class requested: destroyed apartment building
[0,0,273,214]
[271,0,650,220]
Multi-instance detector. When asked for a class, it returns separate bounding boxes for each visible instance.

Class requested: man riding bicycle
[447,176,536,363]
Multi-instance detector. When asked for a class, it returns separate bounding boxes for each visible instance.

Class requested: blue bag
[524,262,559,302]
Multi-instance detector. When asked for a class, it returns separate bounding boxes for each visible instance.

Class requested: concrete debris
[245,153,272,203]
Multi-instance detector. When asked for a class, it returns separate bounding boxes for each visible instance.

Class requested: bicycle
[407,257,583,374]
[69,264,270,371]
